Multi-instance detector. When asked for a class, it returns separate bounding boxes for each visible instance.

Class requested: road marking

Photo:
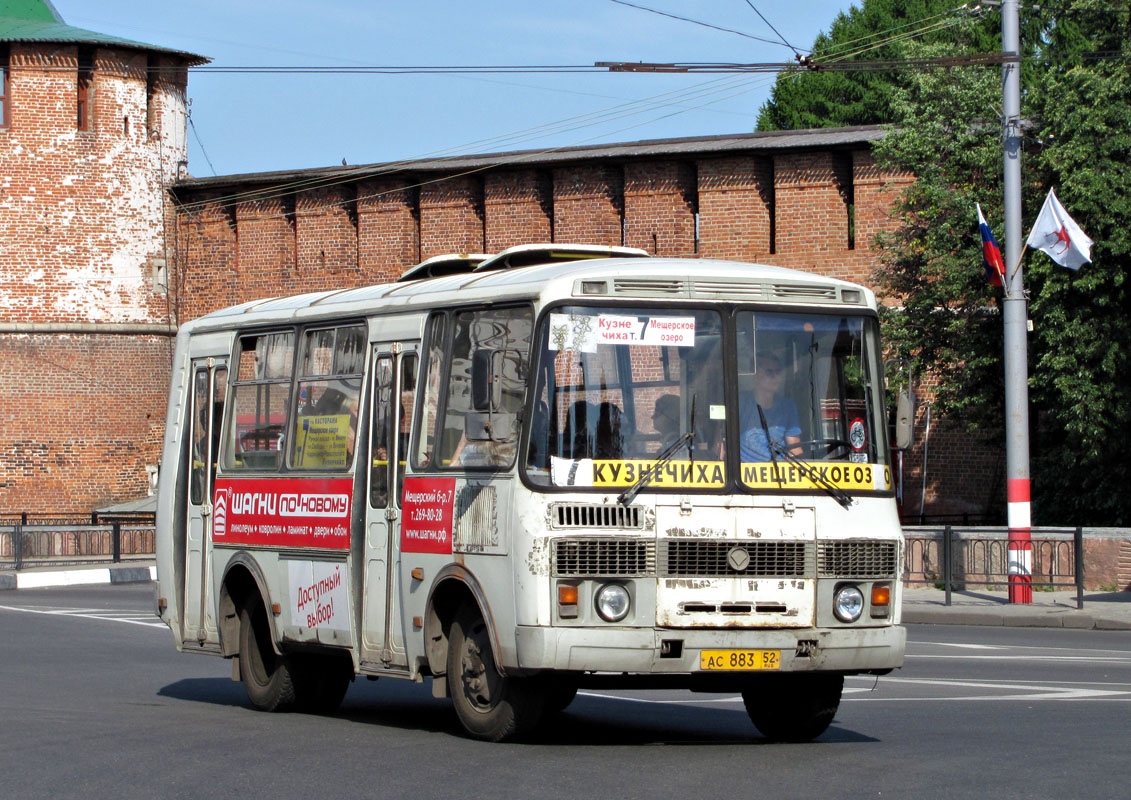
[913,641,1131,656]
[920,642,1004,650]
[842,676,1131,702]
[0,604,167,629]
[908,654,1131,664]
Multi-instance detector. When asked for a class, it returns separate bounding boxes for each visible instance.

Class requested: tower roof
[0,0,209,65]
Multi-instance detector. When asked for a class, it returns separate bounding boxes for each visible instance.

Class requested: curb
[0,565,155,591]
[904,607,1131,631]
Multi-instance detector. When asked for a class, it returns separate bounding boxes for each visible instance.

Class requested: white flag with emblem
[1026,189,1093,270]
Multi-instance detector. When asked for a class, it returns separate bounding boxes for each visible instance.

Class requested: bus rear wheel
[447,607,544,742]
[742,673,843,742]
[238,601,298,712]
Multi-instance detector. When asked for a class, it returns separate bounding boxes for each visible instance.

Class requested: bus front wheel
[742,673,843,742]
[447,607,544,742]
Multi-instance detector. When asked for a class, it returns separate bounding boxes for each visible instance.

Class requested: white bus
[155,249,906,742]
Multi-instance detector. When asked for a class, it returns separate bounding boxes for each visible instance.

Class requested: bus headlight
[595,584,631,622]
[833,584,865,623]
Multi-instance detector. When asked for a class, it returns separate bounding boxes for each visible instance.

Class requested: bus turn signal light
[559,586,578,605]
[871,586,891,606]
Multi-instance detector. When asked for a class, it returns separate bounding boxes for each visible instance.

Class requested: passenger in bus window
[739,354,802,462]
[594,401,627,459]
[652,394,681,444]
[562,400,593,459]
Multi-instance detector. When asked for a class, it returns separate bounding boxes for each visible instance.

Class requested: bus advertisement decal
[211,477,352,550]
[551,457,726,488]
[401,477,456,554]
[740,462,892,492]
[287,560,350,632]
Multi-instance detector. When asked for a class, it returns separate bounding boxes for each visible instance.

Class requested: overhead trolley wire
[607,0,799,49]
[173,71,762,213]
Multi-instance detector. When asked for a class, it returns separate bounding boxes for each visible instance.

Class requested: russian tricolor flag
[977,204,1006,288]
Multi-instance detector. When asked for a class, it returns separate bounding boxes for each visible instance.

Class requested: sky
[54,0,857,179]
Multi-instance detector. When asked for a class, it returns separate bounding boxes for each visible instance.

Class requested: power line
[187,111,216,177]
[741,0,803,58]
[608,0,799,49]
[174,72,761,212]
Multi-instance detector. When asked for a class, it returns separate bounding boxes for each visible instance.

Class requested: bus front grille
[660,540,813,578]
[551,503,643,530]
[817,540,899,578]
[553,538,655,577]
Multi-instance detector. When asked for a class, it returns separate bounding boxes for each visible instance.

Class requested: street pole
[1001,0,1032,603]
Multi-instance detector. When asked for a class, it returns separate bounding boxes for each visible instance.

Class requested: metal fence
[903,526,1084,608]
[0,521,156,570]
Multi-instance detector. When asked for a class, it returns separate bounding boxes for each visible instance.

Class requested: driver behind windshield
[738,353,802,462]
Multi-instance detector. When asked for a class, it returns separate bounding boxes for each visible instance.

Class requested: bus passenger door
[360,344,418,669]
[184,359,227,647]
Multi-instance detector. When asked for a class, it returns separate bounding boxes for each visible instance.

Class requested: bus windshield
[524,305,890,495]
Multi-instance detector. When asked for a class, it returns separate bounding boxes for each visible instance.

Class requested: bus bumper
[514,624,906,675]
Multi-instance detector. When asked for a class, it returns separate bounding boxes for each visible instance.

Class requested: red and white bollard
[1007,478,1032,604]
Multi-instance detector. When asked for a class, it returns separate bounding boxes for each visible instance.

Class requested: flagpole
[1001,0,1033,604]
[1008,244,1028,283]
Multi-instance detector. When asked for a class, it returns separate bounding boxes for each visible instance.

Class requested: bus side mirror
[894,390,915,450]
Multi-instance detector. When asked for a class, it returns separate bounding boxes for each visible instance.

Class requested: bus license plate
[699,649,781,671]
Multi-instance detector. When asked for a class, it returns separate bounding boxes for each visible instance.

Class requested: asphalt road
[2,584,1130,800]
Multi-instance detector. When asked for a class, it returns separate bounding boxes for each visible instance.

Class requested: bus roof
[184,257,875,334]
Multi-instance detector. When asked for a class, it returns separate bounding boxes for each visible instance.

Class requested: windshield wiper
[757,403,854,509]
[618,397,696,506]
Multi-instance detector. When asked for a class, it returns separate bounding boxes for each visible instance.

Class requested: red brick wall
[485,170,552,251]
[420,176,484,256]
[623,161,696,256]
[698,156,774,260]
[0,334,172,512]
[358,178,418,282]
[297,186,359,280]
[0,41,190,515]
[0,43,186,326]
[173,197,239,322]
[552,165,623,245]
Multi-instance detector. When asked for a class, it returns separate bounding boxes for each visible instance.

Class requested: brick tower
[0,0,206,514]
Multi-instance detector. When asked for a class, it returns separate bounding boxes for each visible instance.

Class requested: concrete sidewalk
[902,585,1131,631]
[4,562,1131,631]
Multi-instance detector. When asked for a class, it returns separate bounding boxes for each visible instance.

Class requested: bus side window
[190,368,210,505]
[396,353,417,503]
[415,314,448,469]
[442,307,532,468]
[369,354,393,508]
[291,325,365,470]
[224,331,294,472]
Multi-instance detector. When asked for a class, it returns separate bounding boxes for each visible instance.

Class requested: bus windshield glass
[735,311,890,495]
[524,306,890,496]
[525,306,726,490]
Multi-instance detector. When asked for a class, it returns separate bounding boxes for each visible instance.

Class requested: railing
[903,526,1084,608]
[900,512,1002,526]
[0,511,155,526]
[0,521,156,570]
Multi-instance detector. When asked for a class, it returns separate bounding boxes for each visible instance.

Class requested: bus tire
[293,654,352,715]
[741,673,843,742]
[447,607,544,742]
[238,601,298,712]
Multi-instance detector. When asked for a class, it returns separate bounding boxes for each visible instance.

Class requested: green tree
[870,36,1005,436]
[870,6,1131,525]
[1024,8,1131,524]
[756,1,999,131]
